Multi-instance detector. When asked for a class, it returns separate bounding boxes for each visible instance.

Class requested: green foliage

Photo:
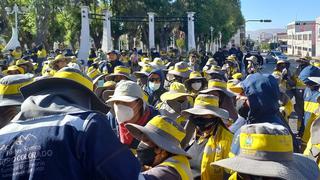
[1,0,244,51]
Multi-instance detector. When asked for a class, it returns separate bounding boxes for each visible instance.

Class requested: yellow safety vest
[37,49,47,58]
[201,125,233,180]
[302,108,320,144]
[160,155,193,180]
[304,139,320,169]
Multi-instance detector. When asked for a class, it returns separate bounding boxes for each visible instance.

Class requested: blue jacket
[230,73,298,155]
[145,69,167,106]
[0,93,140,180]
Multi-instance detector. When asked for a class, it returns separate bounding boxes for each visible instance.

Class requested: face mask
[167,100,189,113]
[149,82,161,91]
[114,104,135,123]
[191,82,202,91]
[190,117,220,132]
[136,142,156,166]
[236,99,250,119]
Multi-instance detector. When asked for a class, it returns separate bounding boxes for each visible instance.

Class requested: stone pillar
[78,6,90,64]
[102,9,113,52]
[148,12,156,49]
[187,12,196,51]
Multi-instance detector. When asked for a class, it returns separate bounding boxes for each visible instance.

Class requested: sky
[241,0,320,31]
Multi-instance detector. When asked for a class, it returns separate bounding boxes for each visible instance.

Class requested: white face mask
[191,82,202,91]
[114,104,134,123]
[149,82,161,91]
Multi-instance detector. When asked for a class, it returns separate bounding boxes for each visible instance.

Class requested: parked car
[265,51,287,63]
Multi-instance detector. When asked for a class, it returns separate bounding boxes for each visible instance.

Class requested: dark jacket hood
[242,73,280,123]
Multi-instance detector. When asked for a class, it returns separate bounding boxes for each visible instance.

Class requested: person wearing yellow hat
[94,80,116,102]
[212,123,319,180]
[86,66,102,81]
[139,57,151,67]
[106,81,159,150]
[149,57,166,70]
[157,82,191,125]
[205,65,227,82]
[0,74,33,128]
[245,56,259,74]
[120,50,131,67]
[126,115,193,180]
[167,62,192,84]
[134,64,154,88]
[49,54,71,71]
[0,67,142,179]
[202,58,217,72]
[11,46,22,60]
[304,114,320,169]
[105,65,134,83]
[3,65,25,75]
[15,59,34,74]
[200,79,238,122]
[181,94,233,180]
[184,71,207,96]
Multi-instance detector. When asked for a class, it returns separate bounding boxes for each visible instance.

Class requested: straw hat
[200,79,235,97]
[168,62,191,78]
[160,82,191,102]
[211,123,319,180]
[126,115,191,158]
[0,74,34,107]
[182,94,229,120]
[49,54,71,68]
[227,79,243,94]
[95,81,116,101]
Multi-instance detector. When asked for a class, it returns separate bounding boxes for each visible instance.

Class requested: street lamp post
[4,4,25,51]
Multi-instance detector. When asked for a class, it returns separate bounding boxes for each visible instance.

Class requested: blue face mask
[149,82,161,91]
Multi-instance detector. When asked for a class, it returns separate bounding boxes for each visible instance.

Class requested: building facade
[287,21,316,56]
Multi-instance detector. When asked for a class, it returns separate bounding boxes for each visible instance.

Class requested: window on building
[309,34,312,40]
[303,34,308,40]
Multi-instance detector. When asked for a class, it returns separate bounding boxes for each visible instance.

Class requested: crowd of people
[0,43,319,180]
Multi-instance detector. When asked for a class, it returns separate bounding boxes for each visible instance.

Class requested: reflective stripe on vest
[160,155,192,180]
[201,125,233,180]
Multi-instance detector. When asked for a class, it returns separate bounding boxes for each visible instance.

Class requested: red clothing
[119,108,151,145]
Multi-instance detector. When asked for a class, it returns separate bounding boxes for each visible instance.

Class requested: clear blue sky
[241,0,320,31]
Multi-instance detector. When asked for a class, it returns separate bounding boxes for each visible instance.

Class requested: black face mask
[190,116,220,132]
[236,99,250,119]
[136,142,156,166]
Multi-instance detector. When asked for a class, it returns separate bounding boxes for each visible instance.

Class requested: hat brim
[20,78,108,113]
[168,70,190,78]
[150,62,166,70]
[125,123,191,158]
[160,92,191,102]
[0,97,23,107]
[182,106,229,120]
[200,87,235,97]
[211,154,319,180]
[105,74,133,81]
[133,71,149,78]
[106,95,138,104]
[308,77,320,85]
[138,62,149,67]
